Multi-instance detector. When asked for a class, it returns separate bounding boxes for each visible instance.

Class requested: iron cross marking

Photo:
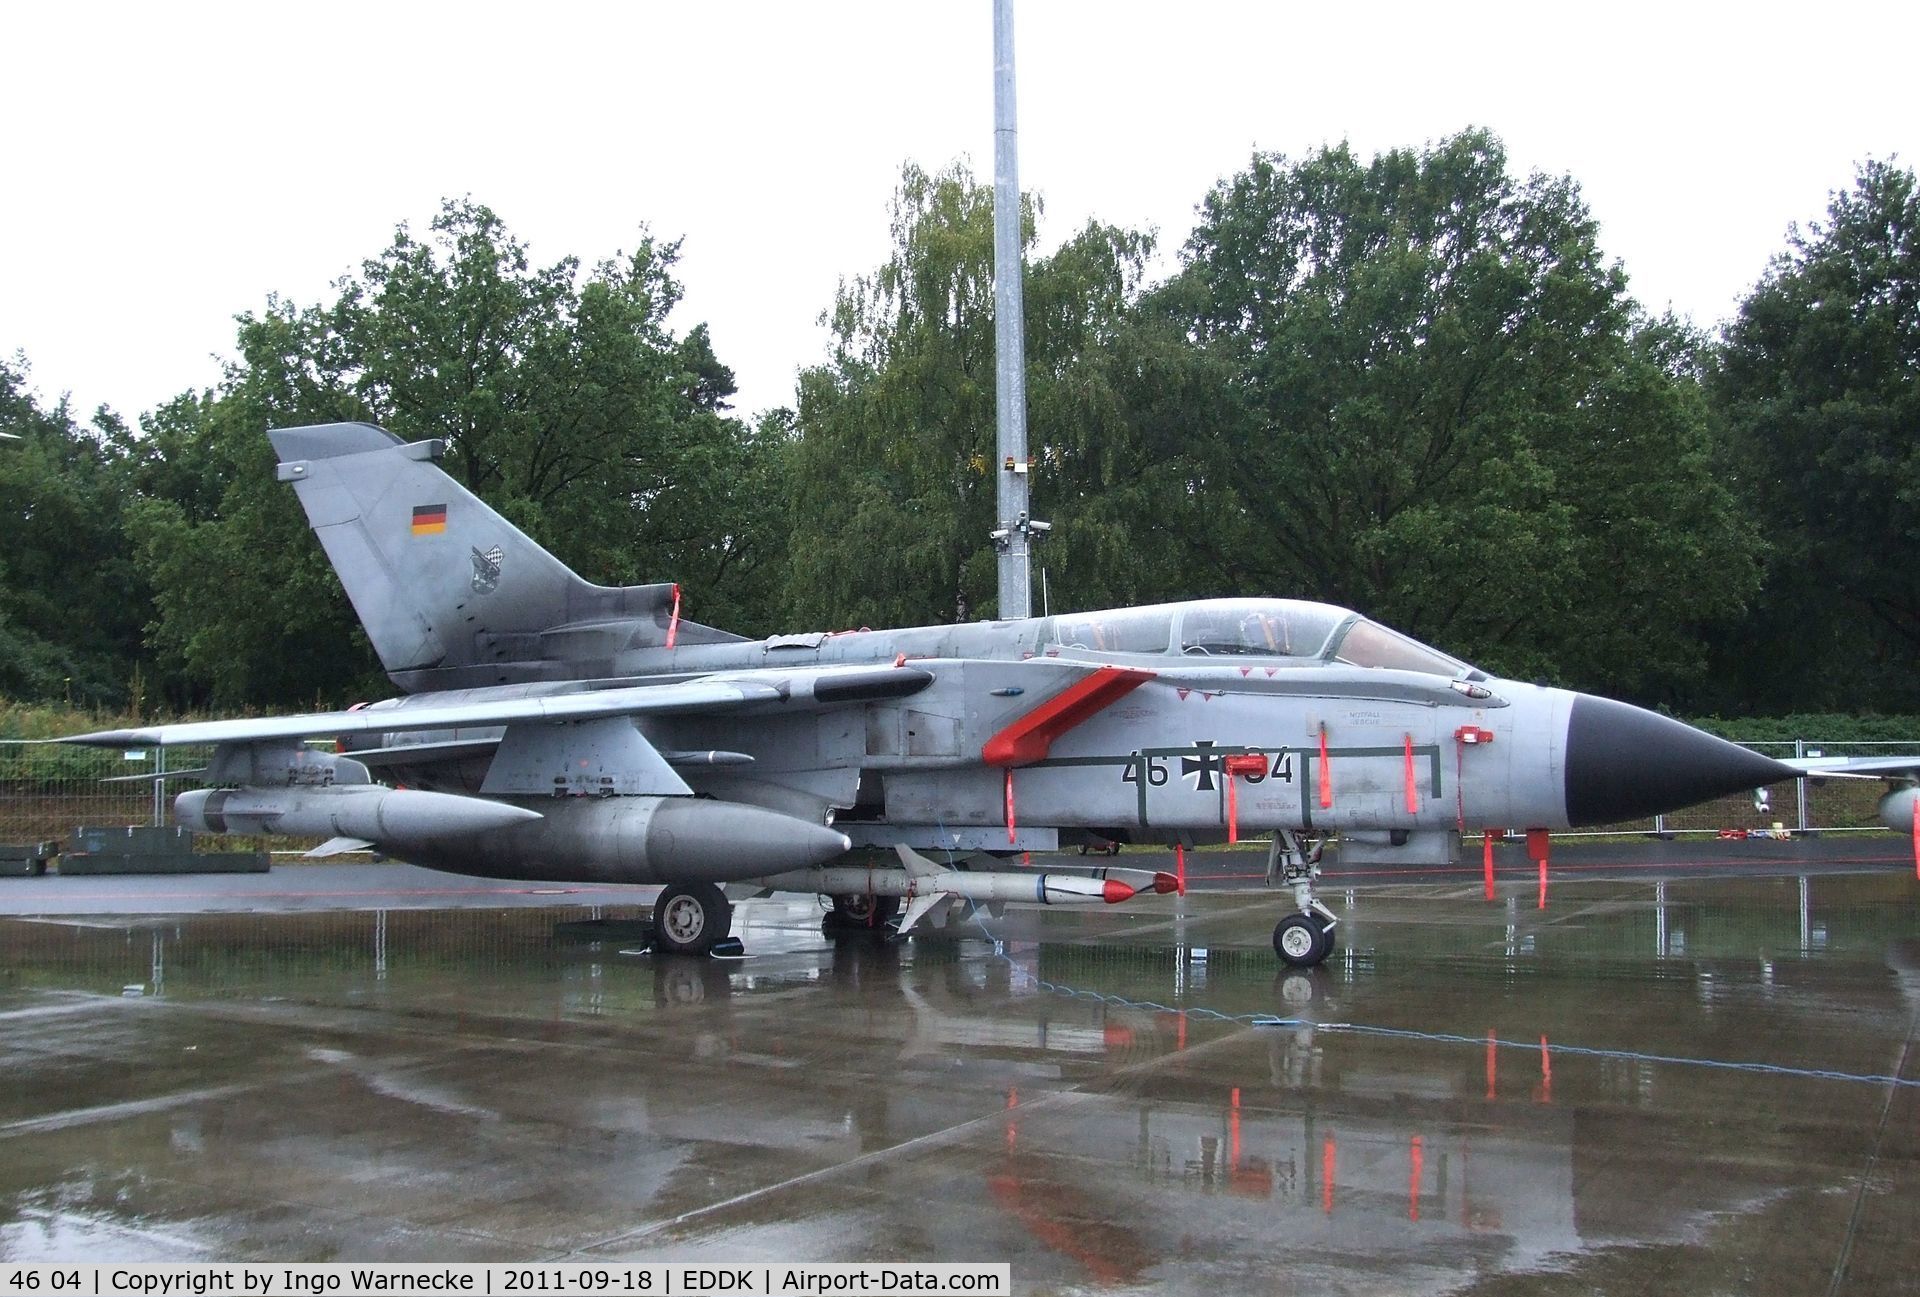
[1182,740,1221,792]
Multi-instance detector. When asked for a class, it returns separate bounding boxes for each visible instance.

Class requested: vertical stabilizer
[269,422,738,690]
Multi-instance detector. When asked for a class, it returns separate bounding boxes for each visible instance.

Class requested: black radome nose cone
[1565,695,1797,827]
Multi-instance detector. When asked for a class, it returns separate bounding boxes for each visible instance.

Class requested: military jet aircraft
[61,422,1798,965]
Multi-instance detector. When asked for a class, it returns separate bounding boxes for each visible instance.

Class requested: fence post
[1794,739,1810,834]
[151,746,166,827]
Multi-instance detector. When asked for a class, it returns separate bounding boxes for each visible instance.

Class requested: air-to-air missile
[60,422,1822,965]
[751,848,1182,932]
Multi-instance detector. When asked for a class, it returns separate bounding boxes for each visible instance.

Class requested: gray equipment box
[58,825,269,875]
[0,841,55,877]
[70,824,198,856]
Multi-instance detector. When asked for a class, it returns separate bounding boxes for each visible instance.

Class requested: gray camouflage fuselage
[83,421,1789,890]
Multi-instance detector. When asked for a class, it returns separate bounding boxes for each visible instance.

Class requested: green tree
[1709,159,1920,711]
[129,200,783,707]
[0,358,150,705]
[1157,131,1759,699]
[788,161,1160,628]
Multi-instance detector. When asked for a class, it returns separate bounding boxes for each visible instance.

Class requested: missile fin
[896,890,949,935]
[305,836,374,858]
[894,844,945,879]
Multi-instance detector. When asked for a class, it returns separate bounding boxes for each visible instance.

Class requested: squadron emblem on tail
[471,545,503,594]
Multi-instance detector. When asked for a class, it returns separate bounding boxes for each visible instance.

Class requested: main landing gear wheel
[653,882,732,955]
[823,893,899,936]
[1273,913,1335,968]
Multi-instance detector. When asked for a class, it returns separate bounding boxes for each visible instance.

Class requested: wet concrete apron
[1,873,1916,1294]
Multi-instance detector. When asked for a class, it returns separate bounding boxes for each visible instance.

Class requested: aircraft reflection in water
[63,422,1799,964]
[5,896,1909,1284]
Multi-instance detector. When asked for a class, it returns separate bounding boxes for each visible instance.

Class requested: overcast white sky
[3,1,1914,426]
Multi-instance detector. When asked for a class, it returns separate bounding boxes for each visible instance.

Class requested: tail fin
[270,422,740,691]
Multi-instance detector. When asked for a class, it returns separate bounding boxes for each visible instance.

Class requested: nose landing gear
[1269,830,1339,968]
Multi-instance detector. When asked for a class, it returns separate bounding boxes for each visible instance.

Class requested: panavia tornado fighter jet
[62,423,1797,965]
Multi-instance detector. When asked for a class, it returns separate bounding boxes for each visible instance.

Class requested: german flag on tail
[411,504,447,536]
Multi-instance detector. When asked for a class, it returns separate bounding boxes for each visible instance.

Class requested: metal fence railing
[0,742,296,855]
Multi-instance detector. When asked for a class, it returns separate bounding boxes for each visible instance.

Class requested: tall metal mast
[991,0,1039,620]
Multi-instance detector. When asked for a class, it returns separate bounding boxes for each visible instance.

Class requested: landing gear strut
[1268,830,1338,968]
[653,881,733,955]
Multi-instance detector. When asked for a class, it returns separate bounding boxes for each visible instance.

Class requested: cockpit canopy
[1045,598,1480,678]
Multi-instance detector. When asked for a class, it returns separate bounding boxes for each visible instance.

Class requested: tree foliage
[0,360,148,705]
[123,200,784,706]
[788,162,1159,627]
[1710,159,1920,710]
[1,148,1910,718]
[1153,131,1760,697]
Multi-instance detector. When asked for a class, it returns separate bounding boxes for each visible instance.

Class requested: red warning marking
[1483,830,1496,901]
[1317,724,1333,809]
[1176,687,1192,701]
[1264,667,1278,678]
[1403,733,1419,814]
[1230,1087,1242,1167]
[1528,828,1551,910]
[1409,1135,1424,1223]
[665,583,682,650]
[982,665,1154,767]
[1175,842,1187,896]
[1223,754,1268,844]
[1004,770,1017,845]
[1239,666,1252,677]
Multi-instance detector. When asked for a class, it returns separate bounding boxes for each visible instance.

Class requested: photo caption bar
[1,1266,1011,1297]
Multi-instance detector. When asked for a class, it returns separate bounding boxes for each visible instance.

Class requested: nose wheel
[1273,912,1337,967]
[1268,830,1339,968]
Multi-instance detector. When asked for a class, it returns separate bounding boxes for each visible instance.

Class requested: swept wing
[59,663,934,749]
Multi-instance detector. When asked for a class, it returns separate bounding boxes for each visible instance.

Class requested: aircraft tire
[653,882,732,956]
[1273,913,1333,968]
[824,893,899,935]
